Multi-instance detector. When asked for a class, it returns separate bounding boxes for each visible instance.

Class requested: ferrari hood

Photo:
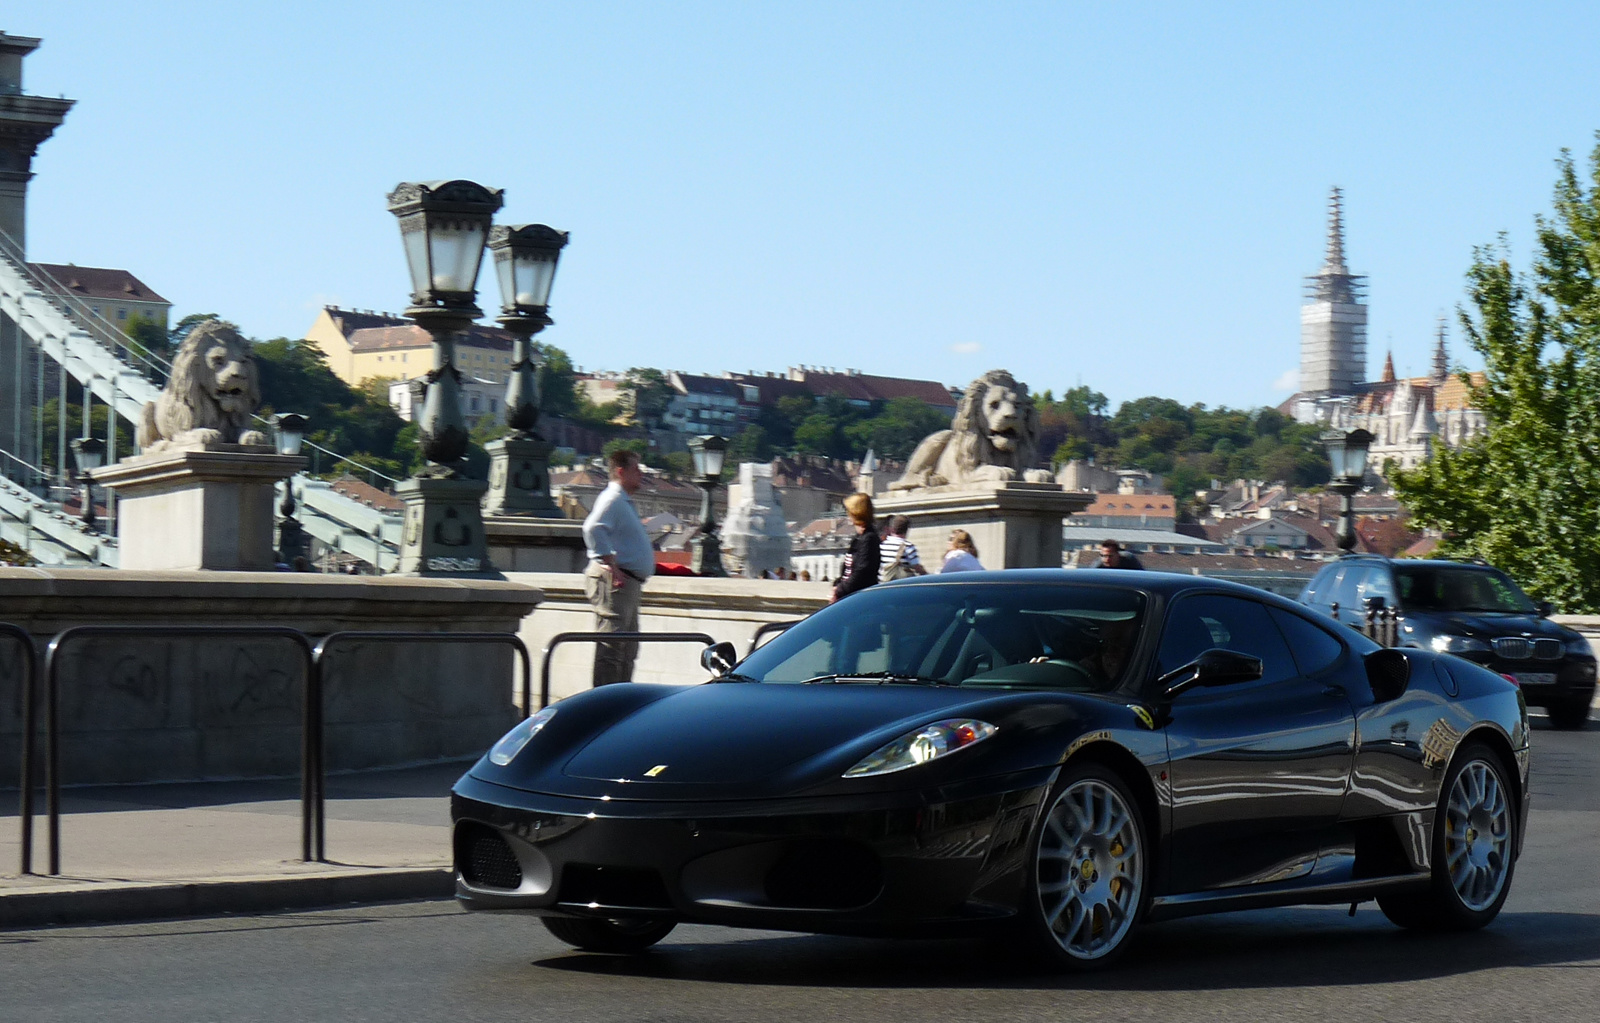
[560,682,996,787]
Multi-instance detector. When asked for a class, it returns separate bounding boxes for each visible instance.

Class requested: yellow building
[302,305,516,388]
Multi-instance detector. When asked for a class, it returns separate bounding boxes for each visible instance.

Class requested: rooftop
[29,264,168,305]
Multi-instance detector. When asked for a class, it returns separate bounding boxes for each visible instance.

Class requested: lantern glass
[399,217,431,298]
[271,413,307,457]
[1344,429,1373,479]
[429,217,489,295]
[71,437,105,473]
[691,435,728,478]
[490,225,568,314]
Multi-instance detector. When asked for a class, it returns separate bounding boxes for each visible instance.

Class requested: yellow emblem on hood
[644,764,668,777]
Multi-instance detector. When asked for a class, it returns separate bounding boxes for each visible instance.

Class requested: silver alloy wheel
[1036,778,1142,960]
[1444,759,1512,912]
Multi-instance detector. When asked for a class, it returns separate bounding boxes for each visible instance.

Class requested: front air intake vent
[455,822,522,890]
[765,840,883,909]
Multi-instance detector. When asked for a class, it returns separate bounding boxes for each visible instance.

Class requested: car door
[1160,593,1358,893]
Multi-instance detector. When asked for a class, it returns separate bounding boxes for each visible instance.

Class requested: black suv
[1299,554,1598,728]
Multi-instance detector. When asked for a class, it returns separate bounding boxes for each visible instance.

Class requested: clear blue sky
[18,2,1600,411]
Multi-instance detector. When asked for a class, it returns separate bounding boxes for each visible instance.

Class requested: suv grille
[1534,638,1563,660]
[455,822,523,890]
[1492,637,1530,660]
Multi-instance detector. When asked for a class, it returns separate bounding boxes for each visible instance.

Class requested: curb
[0,867,455,930]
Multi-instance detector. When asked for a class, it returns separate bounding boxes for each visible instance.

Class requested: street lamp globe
[1321,427,1375,482]
[386,180,505,310]
[489,224,569,316]
[270,413,308,457]
[689,434,728,479]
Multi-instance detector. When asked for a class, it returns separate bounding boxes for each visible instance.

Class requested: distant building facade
[302,306,516,388]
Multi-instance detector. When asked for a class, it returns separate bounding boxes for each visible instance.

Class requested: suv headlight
[1431,635,1491,654]
[488,706,557,765]
[1564,635,1596,657]
[844,719,997,778]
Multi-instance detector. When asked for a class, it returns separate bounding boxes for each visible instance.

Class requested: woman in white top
[940,529,985,572]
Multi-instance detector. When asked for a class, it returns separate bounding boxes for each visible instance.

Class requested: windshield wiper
[799,671,949,686]
[715,672,762,684]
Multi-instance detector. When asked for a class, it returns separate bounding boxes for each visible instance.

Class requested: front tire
[1546,697,1591,731]
[541,916,676,953]
[1378,741,1516,931]
[1021,763,1149,970]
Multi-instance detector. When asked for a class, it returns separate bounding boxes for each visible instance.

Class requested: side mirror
[1364,596,1387,611]
[1160,648,1264,698]
[1365,647,1411,702]
[1537,600,1555,618]
[701,641,738,677]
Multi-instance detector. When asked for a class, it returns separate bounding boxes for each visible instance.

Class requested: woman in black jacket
[830,492,880,603]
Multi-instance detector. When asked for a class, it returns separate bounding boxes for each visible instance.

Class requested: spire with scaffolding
[1431,317,1449,381]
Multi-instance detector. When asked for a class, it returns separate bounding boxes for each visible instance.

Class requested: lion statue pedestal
[880,369,1094,569]
[93,319,306,571]
[94,446,306,571]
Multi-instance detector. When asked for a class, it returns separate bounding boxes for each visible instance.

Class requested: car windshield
[736,582,1147,692]
[1393,565,1536,614]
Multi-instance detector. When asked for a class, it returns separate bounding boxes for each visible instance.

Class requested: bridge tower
[0,32,73,485]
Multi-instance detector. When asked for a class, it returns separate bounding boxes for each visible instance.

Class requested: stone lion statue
[136,320,269,452]
[891,369,1053,490]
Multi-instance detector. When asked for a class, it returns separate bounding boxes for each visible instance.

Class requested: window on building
[117,309,127,320]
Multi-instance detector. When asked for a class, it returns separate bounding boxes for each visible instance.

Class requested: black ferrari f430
[452,570,1530,969]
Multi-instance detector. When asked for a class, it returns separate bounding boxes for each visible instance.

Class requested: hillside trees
[1392,138,1600,611]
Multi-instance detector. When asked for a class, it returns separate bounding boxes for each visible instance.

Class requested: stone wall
[0,569,541,786]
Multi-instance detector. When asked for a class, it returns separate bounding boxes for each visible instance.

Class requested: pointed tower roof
[1322,187,1348,275]
[1380,350,1396,383]
[1432,318,1449,381]
[1305,186,1366,305]
[860,448,878,475]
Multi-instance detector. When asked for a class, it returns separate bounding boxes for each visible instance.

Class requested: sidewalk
[0,761,466,929]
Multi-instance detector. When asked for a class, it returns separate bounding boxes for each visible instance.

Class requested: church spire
[1432,317,1449,381]
[1323,186,1348,274]
[1381,350,1396,383]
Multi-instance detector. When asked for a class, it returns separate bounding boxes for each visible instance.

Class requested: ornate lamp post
[70,436,104,531]
[482,223,569,517]
[688,434,728,577]
[270,413,309,566]
[1321,427,1374,553]
[386,180,503,575]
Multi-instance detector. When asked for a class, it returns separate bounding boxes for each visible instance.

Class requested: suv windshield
[735,583,1147,692]
[1393,564,1536,614]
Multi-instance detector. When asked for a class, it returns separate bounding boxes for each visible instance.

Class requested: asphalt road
[3,714,1597,1023]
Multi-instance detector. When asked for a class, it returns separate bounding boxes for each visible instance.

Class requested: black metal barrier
[37,626,317,877]
[540,632,716,709]
[3,624,39,875]
[747,620,801,657]
[310,630,532,862]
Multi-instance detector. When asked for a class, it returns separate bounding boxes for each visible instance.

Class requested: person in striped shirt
[879,515,928,582]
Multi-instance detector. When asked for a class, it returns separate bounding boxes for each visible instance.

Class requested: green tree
[1392,138,1600,611]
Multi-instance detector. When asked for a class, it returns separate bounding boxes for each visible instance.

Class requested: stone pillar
[873,482,1095,570]
[0,32,74,252]
[482,434,560,517]
[397,475,494,575]
[93,447,306,570]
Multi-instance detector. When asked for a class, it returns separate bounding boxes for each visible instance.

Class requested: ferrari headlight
[843,719,997,778]
[1431,634,1490,654]
[488,706,557,766]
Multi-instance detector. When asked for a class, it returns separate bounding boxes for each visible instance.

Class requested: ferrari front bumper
[450,768,1055,936]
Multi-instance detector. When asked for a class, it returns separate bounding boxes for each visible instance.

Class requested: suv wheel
[1546,697,1591,731]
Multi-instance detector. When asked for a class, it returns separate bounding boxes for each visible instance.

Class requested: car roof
[887,567,1299,602]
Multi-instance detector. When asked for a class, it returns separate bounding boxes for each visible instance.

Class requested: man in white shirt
[582,449,656,685]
